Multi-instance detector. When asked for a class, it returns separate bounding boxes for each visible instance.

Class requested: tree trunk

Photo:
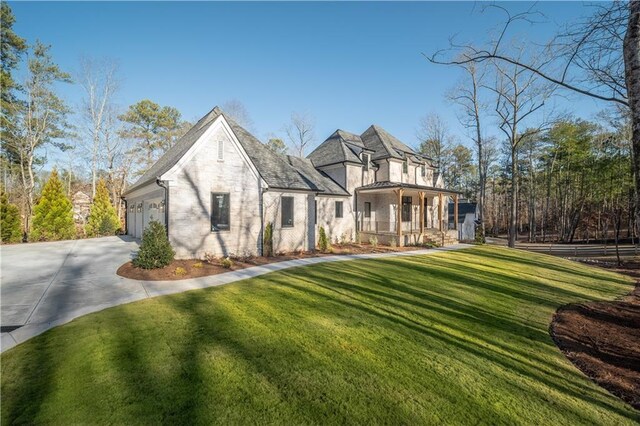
[625,1,640,241]
[509,149,518,248]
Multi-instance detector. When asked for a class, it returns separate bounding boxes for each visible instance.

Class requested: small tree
[318,226,329,252]
[86,178,120,236]
[30,169,75,241]
[263,222,273,256]
[1,190,22,243]
[133,221,174,269]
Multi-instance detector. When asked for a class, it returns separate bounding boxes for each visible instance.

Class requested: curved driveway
[1,236,470,352]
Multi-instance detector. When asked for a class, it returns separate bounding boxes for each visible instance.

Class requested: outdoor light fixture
[137,203,143,213]
[159,200,165,212]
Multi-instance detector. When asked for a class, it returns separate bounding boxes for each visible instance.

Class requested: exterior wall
[388,160,403,182]
[316,195,354,244]
[166,125,262,259]
[264,190,315,253]
[376,160,389,181]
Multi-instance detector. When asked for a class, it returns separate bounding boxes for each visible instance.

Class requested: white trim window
[211,193,230,231]
[281,196,294,227]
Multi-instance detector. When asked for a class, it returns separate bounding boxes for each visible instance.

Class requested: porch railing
[359,220,421,234]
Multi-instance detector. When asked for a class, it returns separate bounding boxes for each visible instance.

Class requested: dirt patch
[551,260,640,410]
[117,243,430,281]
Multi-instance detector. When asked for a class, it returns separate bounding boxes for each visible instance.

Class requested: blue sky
[11,1,606,159]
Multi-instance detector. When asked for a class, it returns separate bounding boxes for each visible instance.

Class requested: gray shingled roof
[125,106,318,195]
[307,130,363,167]
[286,156,349,196]
[360,125,419,160]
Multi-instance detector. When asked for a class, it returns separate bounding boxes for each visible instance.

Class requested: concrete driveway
[1,236,144,350]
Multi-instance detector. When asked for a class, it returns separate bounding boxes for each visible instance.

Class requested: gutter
[156,178,170,237]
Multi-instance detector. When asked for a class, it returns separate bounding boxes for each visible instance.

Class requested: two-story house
[123,106,461,258]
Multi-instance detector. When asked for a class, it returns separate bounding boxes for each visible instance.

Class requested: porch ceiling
[355,181,462,196]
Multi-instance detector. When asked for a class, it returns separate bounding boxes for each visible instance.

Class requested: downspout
[156,178,169,237]
[120,196,128,235]
[259,181,266,256]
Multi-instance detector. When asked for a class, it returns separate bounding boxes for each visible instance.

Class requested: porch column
[419,191,425,235]
[454,194,459,230]
[438,192,443,232]
[395,188,404,246]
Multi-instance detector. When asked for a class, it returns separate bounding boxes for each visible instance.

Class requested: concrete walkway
[1,238,470,353]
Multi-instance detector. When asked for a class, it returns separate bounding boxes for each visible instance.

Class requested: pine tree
[133,221,174,269]
[86,178,121,237]
[1,190,22,243]
[30,169,75,241]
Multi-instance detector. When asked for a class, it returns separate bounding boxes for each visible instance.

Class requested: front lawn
[2,246,637,424]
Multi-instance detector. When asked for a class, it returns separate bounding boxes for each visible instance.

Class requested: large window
[211,193,230,231]
[281,196,294,227]
[403,160,408,174]
[401,196,412,222]
[421,165,426,177]
[335,201,343,218]
[363,153,370,171]
[364,202,371,218]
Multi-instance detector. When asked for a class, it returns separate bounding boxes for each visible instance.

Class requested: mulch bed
[550,260,640,410]
[117,243,427,281]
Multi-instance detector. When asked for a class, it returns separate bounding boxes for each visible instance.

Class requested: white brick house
[123,106,460,258]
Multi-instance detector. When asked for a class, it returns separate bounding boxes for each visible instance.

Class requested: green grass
[2,246,638,424]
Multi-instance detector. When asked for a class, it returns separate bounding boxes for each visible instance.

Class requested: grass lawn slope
[2,246,638,424]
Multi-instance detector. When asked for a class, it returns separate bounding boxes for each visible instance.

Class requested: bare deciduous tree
[221,99,254,131]
[488,54,553,247]
[285,111,315,158]
[77,56,119,197]
[416,113,453,180]
[448,58,489,233]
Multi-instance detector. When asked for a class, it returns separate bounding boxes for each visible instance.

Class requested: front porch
[356,182,462,247]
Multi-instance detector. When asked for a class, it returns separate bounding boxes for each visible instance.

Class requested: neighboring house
[449,199,477,242]
[123,106,461,258]
[72,190,92,224]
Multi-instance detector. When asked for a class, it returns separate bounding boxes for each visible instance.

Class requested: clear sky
[11,1,606,160]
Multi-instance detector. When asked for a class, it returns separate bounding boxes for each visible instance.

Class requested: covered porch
[356,182,461,247]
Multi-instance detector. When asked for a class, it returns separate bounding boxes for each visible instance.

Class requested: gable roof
[125,106,319,195]
[286,156,349,196]
[360,125,418,160]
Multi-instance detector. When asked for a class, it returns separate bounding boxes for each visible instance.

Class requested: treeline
[418,1,636,249]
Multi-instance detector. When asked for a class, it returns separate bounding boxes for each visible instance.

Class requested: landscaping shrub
[318,226,330,252]
[133,221,175,269]
[390,237,397,248]
[369,235,378,248]
[86,178,121,237]
[174,267,187,276]
[221,257,233,269]
[1,190,22,243]
[475,224,486,244]
[30,169,75,241]
[263,222,273,256]
[192,261,203,268]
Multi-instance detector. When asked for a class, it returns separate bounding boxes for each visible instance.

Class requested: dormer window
[421,165,426,177]
[363,153,370,171]
[402,160,408,174]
